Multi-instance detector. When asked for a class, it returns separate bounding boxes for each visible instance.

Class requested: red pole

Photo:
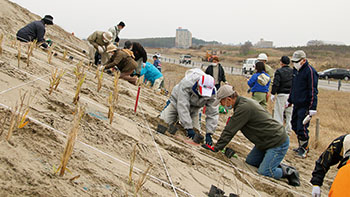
[134,86,141,113]
[203,106,207,114]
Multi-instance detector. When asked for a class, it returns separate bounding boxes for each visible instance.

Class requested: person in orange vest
[328,160,350,196]
[310,134,350,197]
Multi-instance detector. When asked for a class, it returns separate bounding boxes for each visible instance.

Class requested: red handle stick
[134,86,141,113]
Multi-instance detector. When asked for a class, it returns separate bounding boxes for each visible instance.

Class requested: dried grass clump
[128,143,138,184]
[135,165,152,193]
[107,71,121,124]
[73,60,84,82]
[26,40,37,66]
[0,33,3,55]
[47,43,55,64]
[62,49,68,61]
[49,68,66,95]
[73,73,86,105]
[6,91,33,141]
[58,105,85,176]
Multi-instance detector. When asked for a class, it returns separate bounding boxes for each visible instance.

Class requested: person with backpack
[247,62,271,109]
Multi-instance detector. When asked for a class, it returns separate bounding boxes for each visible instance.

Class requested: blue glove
[205,133,213,146]
[186,129,195,139]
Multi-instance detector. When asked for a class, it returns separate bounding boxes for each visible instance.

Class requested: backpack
[257,73,270,86]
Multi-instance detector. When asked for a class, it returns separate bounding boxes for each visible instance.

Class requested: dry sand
[0,0,339,196]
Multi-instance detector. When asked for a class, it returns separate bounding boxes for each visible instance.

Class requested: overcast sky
[10,0,350,47]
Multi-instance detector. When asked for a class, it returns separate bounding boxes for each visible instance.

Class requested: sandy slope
[0,0,339,196]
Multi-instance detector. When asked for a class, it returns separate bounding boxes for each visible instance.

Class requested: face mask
[212,63,217,66]
[293,62,302,70]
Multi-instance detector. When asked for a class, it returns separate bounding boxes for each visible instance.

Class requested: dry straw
[6,91,33,141]
[17,42,21,68]
[113,71,121,103]
[108,92,114,124]
[135,165,152,194]
[58,104,85,176]
[74,60,84,82]
[26,40,37,67]
[49,68,66,95]
[62,49,68,61]
[128,143,138,184]
[0,33,3,55]
[73,73,86,105]
[47,43,55,64]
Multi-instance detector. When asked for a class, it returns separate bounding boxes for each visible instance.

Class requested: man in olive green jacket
[87,31,113,65]
[205,85,299,186]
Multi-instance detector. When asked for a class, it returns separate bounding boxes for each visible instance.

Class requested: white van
[242,58,258,74]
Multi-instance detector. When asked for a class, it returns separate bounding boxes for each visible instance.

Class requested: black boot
[280,163,300,186]
[296,139,309,158]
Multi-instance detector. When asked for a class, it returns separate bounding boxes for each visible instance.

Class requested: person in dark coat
[205,57,227,90]
[129,41,147,76]
[16,15,54,48]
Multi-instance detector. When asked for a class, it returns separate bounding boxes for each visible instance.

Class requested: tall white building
[175,27,192,48]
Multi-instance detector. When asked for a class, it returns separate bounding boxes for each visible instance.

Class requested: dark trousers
[291,106,310,141]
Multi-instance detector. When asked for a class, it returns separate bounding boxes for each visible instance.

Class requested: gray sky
[10,0,350,47]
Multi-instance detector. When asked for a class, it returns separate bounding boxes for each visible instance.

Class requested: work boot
[280,163,300,186]
[296,140,309,158]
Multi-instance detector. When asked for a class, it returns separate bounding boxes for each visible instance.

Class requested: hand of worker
[285,101,291,108]
[309,110,317,116]
[186,129,195,139]
[97,46,105,54]
[311,186,321,197]
[98,65,105,71]
[224,81,228,84]
[142,63,146,68]
[270,95,275,102]
[201,144,218,152]
[205,133,213,146]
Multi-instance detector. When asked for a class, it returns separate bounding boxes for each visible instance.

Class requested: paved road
[318,80,350,92]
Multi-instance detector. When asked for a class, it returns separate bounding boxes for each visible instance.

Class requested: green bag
[219,105,228,114]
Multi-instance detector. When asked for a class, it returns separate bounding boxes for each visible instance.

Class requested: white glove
[303,115,312,125]
[309,110,317,116]
[312,186,321,197]
[285,101,291,108]
[142,63,146,68]
[224,81,228,84]
[98,65,105,71]
[97,46,105,54]
[270,95,275,102]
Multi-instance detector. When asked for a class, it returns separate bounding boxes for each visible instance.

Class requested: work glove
[270,95,275,102]
[201,144,218,152]
[98,65,105,71]
[97,46,105,54]
[205,133,213,146]
[312,186,321,197]
[309,110,317,116]
[186,129,195,139]
[285,101,291,108]
[142,63,146,68]
[224,81,228,84]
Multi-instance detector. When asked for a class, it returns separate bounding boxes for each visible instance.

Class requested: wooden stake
[97,69,103,92]
[59,105,85,176]
[26,40,37,67]
[0,33,3,55]
[17,42,21,68]
[315,118,320,148]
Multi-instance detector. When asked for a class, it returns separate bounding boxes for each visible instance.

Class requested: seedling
[58,105,85,176]
[0,116,8,137]
[96,68,103,92]
[128,143,138,184]
[113,71,121,103]
[6,91,33,141]
[73,73,86,105]
[107,92,114,124]
[26,40,37,67]
[0,33,3,55]
[73,60,84,81]
[47,43,55,64]
[49,68,66,95]
[62,49,67,61]
[135,165,152,194]
[17,42,21,68]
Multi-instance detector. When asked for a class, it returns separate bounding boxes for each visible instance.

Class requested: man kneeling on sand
[204,85,300,186]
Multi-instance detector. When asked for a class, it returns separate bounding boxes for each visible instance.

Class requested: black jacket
[131,42,147,63]
[205,64,226,85]
[271,65,293,95]
[16,20,48,48]
[310,134,350,186]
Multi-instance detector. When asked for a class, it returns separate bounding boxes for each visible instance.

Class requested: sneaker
[292,147,300,152]
[296,147,309,158]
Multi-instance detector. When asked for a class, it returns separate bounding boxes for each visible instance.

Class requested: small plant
[0,116,8,137]
[107,92,114,124]
[128,143,138,184]
[62,49,67,61]
[113,71,121,103]
[17,42,21,68]
[47,43,55,64]
[73,60,84,81]
[49,68,66,95]
[0,33,3,55]
[73,73,86,105]
[6,91,33,141]
[96,68,103,92]
[135,165,152,194]
[58,104,85,176]
[26,40,37,67]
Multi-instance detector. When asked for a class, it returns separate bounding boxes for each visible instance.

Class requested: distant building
[255,38,274,48]
[307,40,345,46]
[175,27,192,48]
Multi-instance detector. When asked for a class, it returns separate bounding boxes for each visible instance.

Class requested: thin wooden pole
[315,118,320,148]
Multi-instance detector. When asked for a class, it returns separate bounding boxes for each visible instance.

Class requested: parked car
[318,68,350,80]
[179,55,191,64]
[242,58,258,74]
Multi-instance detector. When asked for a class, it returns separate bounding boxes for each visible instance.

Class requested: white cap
[198,74,215,97]
[257,53,268,61]
[102,31,113,43]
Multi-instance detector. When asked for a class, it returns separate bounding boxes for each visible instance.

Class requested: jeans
[245,137,289,179]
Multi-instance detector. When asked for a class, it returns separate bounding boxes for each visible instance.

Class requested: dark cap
[118,21,125,27]
[280,56,290,65]
[42,15,54,25]
[124,40,132,49]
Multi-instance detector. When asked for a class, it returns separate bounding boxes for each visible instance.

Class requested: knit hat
[280,56,290,65]
[198,74,215,97]
[213,85,235,106]
[118,21,125,27]
[42,15,54,25]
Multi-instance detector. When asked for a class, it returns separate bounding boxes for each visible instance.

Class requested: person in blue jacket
[140,62,164,90]
[247,62,271,109]
[287,50,318,158]
[153,55,162,72]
